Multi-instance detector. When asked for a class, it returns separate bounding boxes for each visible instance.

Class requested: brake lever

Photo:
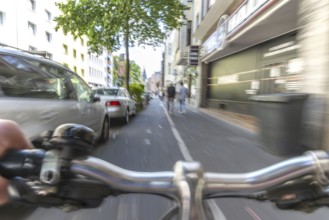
[266,176,327,213]
[8,176,114,211]
[0,149,45,179]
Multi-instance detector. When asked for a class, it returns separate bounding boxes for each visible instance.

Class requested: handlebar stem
[173,161,207,220]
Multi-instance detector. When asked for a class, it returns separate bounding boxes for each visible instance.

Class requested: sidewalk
[165,97,259,133]
[197,107,259,133]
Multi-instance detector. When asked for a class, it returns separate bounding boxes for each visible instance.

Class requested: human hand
[0,119,33,205]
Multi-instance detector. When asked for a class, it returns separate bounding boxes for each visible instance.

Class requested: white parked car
[93,87,136,124]
[0,47,110,144]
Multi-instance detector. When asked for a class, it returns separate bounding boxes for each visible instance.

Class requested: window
[28,22,36,36]
[63,44,68,55]
[29,46,37,51]
[81,53,85,61]
[73,49,77,58]
[195,13,199,29]
[0,11,5,26]
[29,0,36,11]
[81,69,85,77]
[69,73,93,102]
[47,53,53,60]
[186,21,192,46]
[0,55,70,99]
[73,66,77,73]
[46,32,52,42]
[80,38,84,46]
[167,43,172,55]
[45,10,51,21]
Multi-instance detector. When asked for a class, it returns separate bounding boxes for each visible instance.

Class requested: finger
[0,177,9,205]
[0,120,33,151]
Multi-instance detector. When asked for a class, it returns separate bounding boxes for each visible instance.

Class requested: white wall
[0,0,111,86]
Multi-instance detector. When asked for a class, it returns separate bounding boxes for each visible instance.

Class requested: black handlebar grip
[0,149,45,179]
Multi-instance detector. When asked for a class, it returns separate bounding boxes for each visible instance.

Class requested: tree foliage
[112,56,142,86]
[54,0,189,90]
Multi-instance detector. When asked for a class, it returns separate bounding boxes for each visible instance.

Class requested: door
[67,73,104,134]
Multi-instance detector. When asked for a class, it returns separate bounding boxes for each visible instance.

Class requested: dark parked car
[0,47,110,144]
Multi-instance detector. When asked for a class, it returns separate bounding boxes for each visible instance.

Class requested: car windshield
[94,88,118,96]
[0,54,70,99]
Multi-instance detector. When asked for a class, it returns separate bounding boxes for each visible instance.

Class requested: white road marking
[245,206,262,220]
[161,104,226,220]
[111,129,120,139]
[158,125,163,129]
[162,106,193,161]
[146,129,152,134]
[144,139,151,145]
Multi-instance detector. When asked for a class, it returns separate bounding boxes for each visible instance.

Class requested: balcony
[175,47,189,65]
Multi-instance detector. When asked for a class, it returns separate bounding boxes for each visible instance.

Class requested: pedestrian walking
[167,83,176,114]
[159,90,164,101]
[178,81,187,113]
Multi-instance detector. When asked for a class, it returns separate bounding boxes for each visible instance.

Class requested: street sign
[189,45,199,66]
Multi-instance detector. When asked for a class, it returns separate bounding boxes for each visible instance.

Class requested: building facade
[0,0,111,87]
[164,0,301,113]
[166,0,329,151]
[197,0,300,115]
[163,0,199,103]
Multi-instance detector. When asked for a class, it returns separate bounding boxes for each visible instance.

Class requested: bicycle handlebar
[1,124,329,220]
[1,149,329,219]
[205,151,326,194]
[70,151,326,196]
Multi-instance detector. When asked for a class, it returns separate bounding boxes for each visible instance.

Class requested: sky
[116,46,164,78]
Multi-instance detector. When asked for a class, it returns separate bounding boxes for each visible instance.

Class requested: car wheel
[99,117,110,143]
[132,106,137,116]
[124,110,130,124]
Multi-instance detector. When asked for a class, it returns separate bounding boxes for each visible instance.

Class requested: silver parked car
[93,87,136,124]
[0,47,110,144]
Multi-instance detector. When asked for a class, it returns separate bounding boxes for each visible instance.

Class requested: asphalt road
[1,97,329,220]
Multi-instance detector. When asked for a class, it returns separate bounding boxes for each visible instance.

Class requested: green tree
[112,56,120,86]
[129,61,142,84]
[54,0,189,91]
[112,56,142,86]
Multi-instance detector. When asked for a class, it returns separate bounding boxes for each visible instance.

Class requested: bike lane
[169,99,329,220]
